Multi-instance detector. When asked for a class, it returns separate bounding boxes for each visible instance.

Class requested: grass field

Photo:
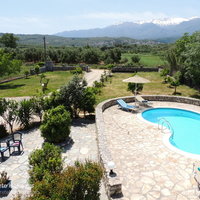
[96,72,199,104]
[121,53,166,67]
[0,71,73,97]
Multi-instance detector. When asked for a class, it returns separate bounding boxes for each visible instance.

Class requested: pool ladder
[158,118,174,139]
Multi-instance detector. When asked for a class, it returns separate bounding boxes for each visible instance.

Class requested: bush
[40,106,71,143]
[29,142,62,184]
[70,67,83,74]
[17,99,33,129]
[24,70,29,79]
[31,160,103,200]
[128,83,143,94]
[0,124,8,139]
[59,75,87,117]
[131,55,141,63]
[37,62,45,67]
[34,65,40,75]
[80,87,96,116]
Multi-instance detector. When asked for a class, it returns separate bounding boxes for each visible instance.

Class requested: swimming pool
[142,108,200,155]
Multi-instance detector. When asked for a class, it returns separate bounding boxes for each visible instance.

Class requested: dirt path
[84,69,105,86]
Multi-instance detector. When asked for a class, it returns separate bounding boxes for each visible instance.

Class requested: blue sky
[0,0,199,34]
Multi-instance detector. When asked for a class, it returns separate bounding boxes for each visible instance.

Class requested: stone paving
[103,101,200,200]
[0,119,108,200]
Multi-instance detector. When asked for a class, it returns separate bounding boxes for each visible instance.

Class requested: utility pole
[43,36,47,63]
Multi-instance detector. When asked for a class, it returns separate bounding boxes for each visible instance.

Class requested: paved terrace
[0,119,108,200]
[103,101,200,200]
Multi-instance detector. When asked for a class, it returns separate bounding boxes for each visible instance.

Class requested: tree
[165,48,179,75]
[0,33,19,48]
[0,99,18,134]
[30,160,103,200]
[80,87,96,116]
[32,96,45,122]
[131,55,141,63]
[17,99,34,129]
[60,75,87,117]
[40,106,71,143]
[29,142,62,184]
[0,50,22,77]
[127,83,143,94]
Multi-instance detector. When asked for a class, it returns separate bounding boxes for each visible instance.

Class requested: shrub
[29,142,62,184]
[24,70,29,79]
[59,75,87,117]
[37,62,45,67]
[34,65,40,75]
[128,83,143,94]
[80,87,96,116]
[0,98,18,134]
[32,96,45,122]
[0,124,8,139]
[17,99,33,129]
[0,171,9,184]
[131,55,141,63]
[70,67,83,74]
[40,106,71,143]
[31,160,103,200]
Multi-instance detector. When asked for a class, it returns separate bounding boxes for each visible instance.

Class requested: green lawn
[96,72,199,104]
[121,53,166,67]
[0,71,73,97]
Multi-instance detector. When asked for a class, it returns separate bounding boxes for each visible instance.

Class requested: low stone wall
[95,95,200,198]
[112,67,158,73]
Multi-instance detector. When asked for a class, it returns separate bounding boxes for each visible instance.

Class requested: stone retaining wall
[112,67,158,73]
[95,95,200,198]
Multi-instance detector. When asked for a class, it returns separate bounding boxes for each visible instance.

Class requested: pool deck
[103,101,200,200]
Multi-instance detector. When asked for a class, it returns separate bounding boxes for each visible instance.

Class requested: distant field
[96,72,199,104]
[0,71,73,97]
[121,53,166,67]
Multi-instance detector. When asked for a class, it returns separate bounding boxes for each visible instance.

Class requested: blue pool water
[142,108,200,155]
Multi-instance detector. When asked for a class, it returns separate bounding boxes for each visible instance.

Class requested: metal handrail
[158,118,174,139]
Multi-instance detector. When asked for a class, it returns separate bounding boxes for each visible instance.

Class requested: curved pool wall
[95,95,200,198]
[142,108,200,155]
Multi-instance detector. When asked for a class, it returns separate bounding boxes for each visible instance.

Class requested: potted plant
[0,171,11,190]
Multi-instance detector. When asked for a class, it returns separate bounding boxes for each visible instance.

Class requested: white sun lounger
[135,96,152,107]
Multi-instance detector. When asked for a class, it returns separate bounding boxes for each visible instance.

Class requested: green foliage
[160,68,170,77]
[70,67,83,74]
[0,33,19,48]
[170,77,180,94]
[17,99,33,129]
[127,83,143,94]
[29,142,62,184]
[40,106,71,143]
[80,87,96,115]
[34,65,40,75]
[60,75,87,117]
[131,55,141,63]
[0,124,8,139]
[0,98,18,133]
[0,50,22,77]
[81,48,101,64]
[30,160,103,200]
[24,70,29,78]
[32,96,45,122]
[172,32,200,89]
[104,48,121,64]
[43,91,61,111]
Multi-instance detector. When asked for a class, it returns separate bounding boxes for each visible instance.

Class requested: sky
[0,0,199,34]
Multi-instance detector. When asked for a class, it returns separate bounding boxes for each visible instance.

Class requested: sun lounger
[135,96,152,107]
[116,99,138,112]
[193,162,200,190]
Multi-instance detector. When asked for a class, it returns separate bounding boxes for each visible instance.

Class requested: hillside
[6,34,159,47]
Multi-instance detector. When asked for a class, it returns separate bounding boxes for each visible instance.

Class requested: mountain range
[55,17,200,41]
